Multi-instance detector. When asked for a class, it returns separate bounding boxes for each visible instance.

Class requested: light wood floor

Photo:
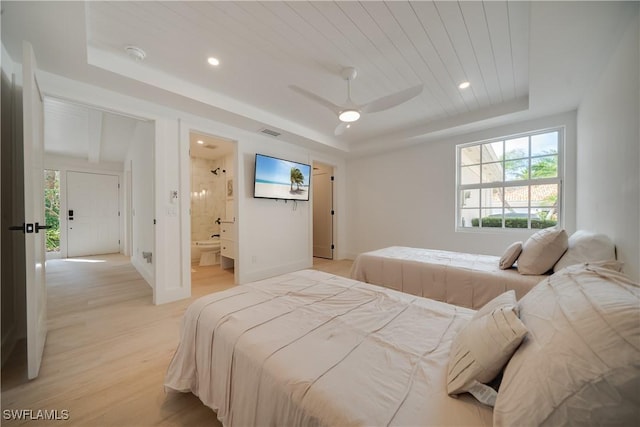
[1,255,353,426]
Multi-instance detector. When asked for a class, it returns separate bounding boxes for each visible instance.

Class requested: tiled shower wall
[191,157,226,241]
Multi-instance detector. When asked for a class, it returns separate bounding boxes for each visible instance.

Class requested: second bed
[350,246,547,309]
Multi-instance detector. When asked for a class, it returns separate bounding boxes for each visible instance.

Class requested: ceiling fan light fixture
[339,109,360,122]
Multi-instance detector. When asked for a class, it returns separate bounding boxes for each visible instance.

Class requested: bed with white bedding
[165,262,639,426]
[164,269,493,427]
[350,246,547,309]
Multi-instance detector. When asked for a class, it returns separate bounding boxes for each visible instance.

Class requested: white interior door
[313,163,334,259]
[22,41,47,380]
[67,171,120,257]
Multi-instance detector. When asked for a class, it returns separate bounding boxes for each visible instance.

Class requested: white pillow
[553,230,616,272]
[447,291,528,406]
[499,241,522,270]
[517,227,568,275]
[493,264,640,426]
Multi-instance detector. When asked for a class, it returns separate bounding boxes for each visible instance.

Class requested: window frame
[455,127,565,232]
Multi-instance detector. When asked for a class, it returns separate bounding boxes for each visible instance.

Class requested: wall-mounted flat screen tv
[254,153,311,201]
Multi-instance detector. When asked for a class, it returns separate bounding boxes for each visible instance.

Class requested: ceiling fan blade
[360,84,423,114]
[334,121,351,136]
[289,85,342,115]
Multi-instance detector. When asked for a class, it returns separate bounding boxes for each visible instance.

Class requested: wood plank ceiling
[86,1,529,146]
[44,98,141,163]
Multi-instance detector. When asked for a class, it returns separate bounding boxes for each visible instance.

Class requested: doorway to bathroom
[189,132,236,286]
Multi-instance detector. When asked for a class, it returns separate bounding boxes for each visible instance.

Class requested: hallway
[2,254,232,426]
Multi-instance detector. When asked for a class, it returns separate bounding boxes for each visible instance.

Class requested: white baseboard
[343,252,358,260]
[238,260,311,284]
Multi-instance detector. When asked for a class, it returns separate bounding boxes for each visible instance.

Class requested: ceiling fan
[290,67,423,136]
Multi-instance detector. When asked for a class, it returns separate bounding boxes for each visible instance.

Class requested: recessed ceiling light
[197,140,204,145]
[207,57,220,66]
[458,81,470,89]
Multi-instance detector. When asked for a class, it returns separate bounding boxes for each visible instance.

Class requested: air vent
[259,128,281,138]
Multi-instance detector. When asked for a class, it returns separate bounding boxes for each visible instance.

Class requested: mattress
[350,246,547,309]
[164,269,493,427]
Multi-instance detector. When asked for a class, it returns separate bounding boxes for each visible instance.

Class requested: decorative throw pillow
[447,291,528,406]
[499,242,522,270]
[517,227,568,275]
[493,264,640,426]
[553,230,616,272]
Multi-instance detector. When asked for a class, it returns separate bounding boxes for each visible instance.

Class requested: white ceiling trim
[86,45,349,153]
[350,95,530,156]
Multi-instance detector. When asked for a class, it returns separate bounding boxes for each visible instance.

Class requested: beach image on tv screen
[254,155,311,200]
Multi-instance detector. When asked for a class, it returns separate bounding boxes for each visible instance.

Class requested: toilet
[192,238,221,266]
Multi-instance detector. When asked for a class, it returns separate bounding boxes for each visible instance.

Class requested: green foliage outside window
[471,217,557,229]
[529,155,558,179]
[44,170,60,252]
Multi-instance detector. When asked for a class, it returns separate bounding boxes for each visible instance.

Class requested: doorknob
[8,223,26,233]
[8,223,35,233]
[34,223,51,233]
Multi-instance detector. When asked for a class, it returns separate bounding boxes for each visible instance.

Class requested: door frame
[312,160,336,260]
[179,124,240,293]
[39,161,125,260]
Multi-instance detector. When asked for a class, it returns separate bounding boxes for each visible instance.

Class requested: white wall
[346,111,577,258]
[237,143,312,282]
[124,121,155,286]
[154,118,186,303]
[576,14,639,281]
[36,69,346,303]
[181,119,348,286]
[142,112,348,298]
[181,120,348,284]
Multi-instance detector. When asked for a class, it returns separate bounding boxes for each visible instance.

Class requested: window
[44,169,61,252]
[457,128,563,230]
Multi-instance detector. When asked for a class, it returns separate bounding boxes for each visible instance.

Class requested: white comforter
[351,246,547,309]
[164,269,493,427]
